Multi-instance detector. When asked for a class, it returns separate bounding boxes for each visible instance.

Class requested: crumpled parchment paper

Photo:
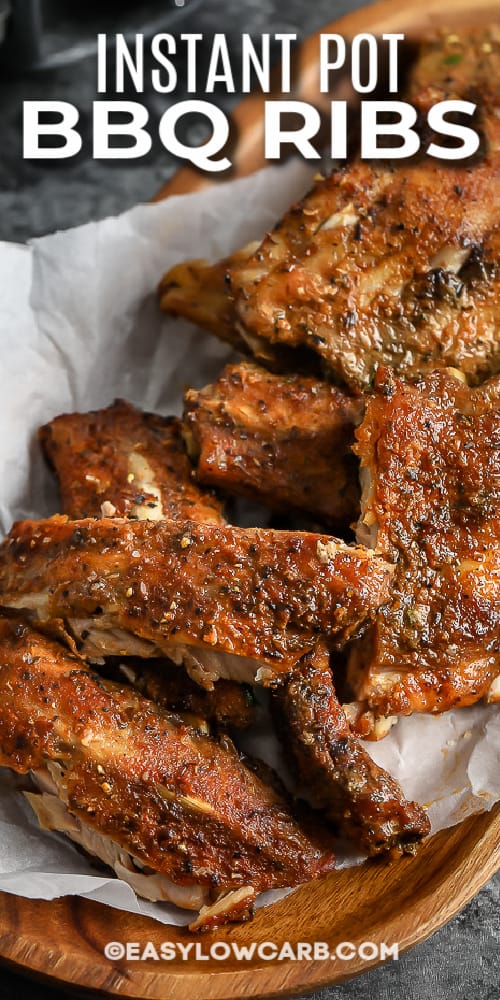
[0,160,498,925]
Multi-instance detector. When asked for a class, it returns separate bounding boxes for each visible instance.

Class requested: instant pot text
[22,32,480,169]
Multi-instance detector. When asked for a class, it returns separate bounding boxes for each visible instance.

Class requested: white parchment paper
[0,160,498,925]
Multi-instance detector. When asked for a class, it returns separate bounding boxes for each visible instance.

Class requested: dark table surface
[0,1,499,998]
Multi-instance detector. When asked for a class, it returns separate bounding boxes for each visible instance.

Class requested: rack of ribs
[347,367,500,736]
[273,644,430,855]
[0,615,335,929]
[184,362,363,529]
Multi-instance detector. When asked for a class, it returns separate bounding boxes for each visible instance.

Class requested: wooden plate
[2,0,500,996]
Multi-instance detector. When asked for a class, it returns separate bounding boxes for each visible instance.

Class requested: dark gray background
[0,0,498,997]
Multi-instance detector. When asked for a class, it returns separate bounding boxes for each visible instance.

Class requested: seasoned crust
[273,645,430,855]
[349,367,500,730]
[158,245,257,351]
[0,516,394,677]
[184,362,363,529]
[40,399,224,526]
[102,656,256,731]
[0,615,335,893]
[228,30,500,390]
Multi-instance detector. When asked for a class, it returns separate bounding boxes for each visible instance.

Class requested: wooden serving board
[1,0,500,996]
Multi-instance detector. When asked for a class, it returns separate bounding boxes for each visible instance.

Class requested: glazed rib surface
[159,30,500,391]
[0,516,393,681]
[229,30,500,390]
[349,367,500,732]
[0,616,335,897]
[40,399,224,525]
[273,645,430,855]
[184,362,362,527]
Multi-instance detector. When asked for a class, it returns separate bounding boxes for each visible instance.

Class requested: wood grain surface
[1,0,499,996]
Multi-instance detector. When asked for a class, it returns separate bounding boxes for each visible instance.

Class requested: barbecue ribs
[38,399,429,859]
[0,615,334,925]
[158,245,257,351]
[160,29,500,391]
[40,399,224,525]
[348,367,500,736]
[273,644,430,854]
[103,657,256,731]
[0,515,393,686]
[37,400,430,858]
[184,362,362,528]
[39,399,260,716]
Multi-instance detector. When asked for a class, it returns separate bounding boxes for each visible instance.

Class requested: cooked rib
[158,251,323,377]
[348,367,500,735]
[103,658,256,731]
[0,516,393,686]
[187,886,256,933]
[26,776,210,910]
[40,399,224,525]
[0,616,335,916]
[158,245,258,351]
[40,399,264,709]
[273,645,430,855]
[184,362,363,528]
[225,30,500,391]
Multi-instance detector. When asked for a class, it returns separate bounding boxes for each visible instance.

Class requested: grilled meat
[230,188,500,392]
[0,616,335,917]
[40,399,224,525]
[273,645,430,855]
[182,30,500,391]
[103,658,256,730]
[158,251,325,377]
[40,399,262,711]
[0,515,393,686]
[348,367,500,735]
[158,245,258,351]
[184,362,363,529]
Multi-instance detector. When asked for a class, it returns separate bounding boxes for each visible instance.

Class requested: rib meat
[40,399,224,525]
[158,245,257,351]
[40,399,261,706]
[0,615,335,917]
[38,401,429,853]
[273,645,430,855]
[103,658,256,731]
[184,362,362,528]
[163,29,500,391]
[0,516,393,685]
[348,367,500,735]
